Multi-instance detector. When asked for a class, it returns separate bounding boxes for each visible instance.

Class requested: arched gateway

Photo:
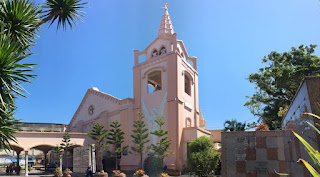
[9,131,90,176]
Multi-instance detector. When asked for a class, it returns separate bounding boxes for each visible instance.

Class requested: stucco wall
[282,82,312,127]
[70,93,121,128]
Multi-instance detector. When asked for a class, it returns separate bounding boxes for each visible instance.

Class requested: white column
[25,151,28,176]
[88,145,92,168]
[60,155,63,171]
[91,144,96,173]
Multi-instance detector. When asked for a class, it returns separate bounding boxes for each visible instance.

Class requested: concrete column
[134,50,139,65]
[17,152,20,166]
[25,151,28,176]
[88,145,92,168]
[60,155,63,171]
[43,151,48,171]
[91,144,96,173]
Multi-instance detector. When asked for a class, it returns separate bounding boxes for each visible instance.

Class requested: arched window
[160,47,166,55]
[148,70,162,93]
[186,118,191,127]
[152,50,158,58]
[185,74,191,96]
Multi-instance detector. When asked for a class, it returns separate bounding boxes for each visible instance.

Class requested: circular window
[88,105,94,115]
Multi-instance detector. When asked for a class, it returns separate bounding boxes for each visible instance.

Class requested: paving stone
[236,161,246,173]
[267,148,278,160]
[227,149,236,162]
[236,173,246,177]
[247,136,256,148]
[278,147,285,161]
[267,160,279,173]
[235,148,246,161]
[255,174,268,177]
[226,171,236,177]
[256,148,267,162]
[277,137,284,149]
[255,161,268,175]
[256,137,267,148]
[246,174,257,177]
[268,173,279,177]
[226,159,236,173]
[245,148,256,160]
[279,160,286,173]
[266,137,278,148]
[226,137,236,149]
[245,160,256,174]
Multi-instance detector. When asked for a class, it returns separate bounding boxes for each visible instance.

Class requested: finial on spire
[162,3,169,10]
[158,3,174,36]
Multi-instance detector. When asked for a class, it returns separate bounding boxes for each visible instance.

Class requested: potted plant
[94,170,108,177]
[63,168,72,177]
[54,167,63,177]
[160,172,169,177]
[112,170,126,177]
[133,169,149,177]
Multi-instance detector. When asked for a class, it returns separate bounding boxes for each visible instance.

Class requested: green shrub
[143,153,162,175]
[187,136,220,177]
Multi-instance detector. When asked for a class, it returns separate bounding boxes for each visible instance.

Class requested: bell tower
[131,3,205,170]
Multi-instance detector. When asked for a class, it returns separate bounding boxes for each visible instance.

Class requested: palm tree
[1,0,88,47]
[0,27,34,150]
[0,0,87,151]
[223,119,246,131]
[40,0,87,30]
[89,123,108,172]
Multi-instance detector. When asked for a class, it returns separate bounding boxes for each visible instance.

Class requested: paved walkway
[0,169,53,177]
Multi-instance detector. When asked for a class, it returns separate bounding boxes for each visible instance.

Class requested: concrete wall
[221,130,312,177]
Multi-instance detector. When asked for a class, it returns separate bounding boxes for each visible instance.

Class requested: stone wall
[221,130,313,177]
[73,146,90,173]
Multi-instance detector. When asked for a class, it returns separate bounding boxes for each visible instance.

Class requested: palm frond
[0,0,41,47]
[41,0,88,31]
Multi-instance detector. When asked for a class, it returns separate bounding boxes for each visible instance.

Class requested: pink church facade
[68,4,211,171]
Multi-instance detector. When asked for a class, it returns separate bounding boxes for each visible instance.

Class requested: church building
[67,4,211,172]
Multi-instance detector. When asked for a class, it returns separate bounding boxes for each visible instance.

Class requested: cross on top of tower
[162,3,169,10]
[158,3,174,36]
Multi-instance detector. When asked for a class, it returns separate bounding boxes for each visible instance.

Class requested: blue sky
[16,0,320,129]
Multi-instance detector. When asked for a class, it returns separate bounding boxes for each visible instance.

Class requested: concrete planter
[63,170,72,177]
[112,173,126,177]
[133,175,149,177]
[94,172,108,177]
[166,171,181,176]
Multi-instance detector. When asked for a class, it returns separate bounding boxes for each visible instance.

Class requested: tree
[0,0,87,151]
[131,110,150,170]
[150,116,172,170]
[187,136,220,177]
[223,119,246,131]
[60,132,73,169]
[245,45,320,130]
[89,123,108,172]
[1,0,88,47]
[0,26,34,151]
[106,120,128,170]
[52,145,63,171]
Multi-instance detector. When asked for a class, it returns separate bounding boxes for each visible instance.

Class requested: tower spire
[158,3,174,36]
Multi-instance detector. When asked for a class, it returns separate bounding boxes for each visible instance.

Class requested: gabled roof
[68,87,133,126]
[282,76,320,124]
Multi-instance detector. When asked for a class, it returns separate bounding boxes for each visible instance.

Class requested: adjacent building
[282,76,320,150]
